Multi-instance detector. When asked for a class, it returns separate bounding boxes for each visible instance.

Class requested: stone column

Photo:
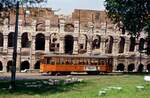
[45,20,50,31]
[59,37,64,54]
[112,37,119,55]
[100,36,106,54]
[87,39,92,54]
[16,54,21,72]
[59,20,65,33]
[32,20,36,32]
[112,58,118,72]
[2,58,7,72]
[45,36,49,53]
[17,36,21,53]
[143,65,147,72]
[124,38,130,54]
[73,37,78,54]
[74,21,79,33]
[135,39,139,53]
[3,34,8,52]
[31,36,35,53]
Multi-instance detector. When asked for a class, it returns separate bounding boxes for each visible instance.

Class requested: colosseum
[0,8,150,73]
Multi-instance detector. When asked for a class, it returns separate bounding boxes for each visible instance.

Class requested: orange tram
[40,54,113,75]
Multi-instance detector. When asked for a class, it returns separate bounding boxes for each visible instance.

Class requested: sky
[45,0,105,15]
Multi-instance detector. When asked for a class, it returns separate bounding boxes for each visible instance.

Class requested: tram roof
[43,54,112,59]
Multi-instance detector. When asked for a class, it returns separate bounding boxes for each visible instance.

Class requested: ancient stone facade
[0,8,150,72]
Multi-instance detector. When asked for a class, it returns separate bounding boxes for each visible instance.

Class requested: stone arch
[78,34,87,53]
[34,61,40,69]
[64,23,74,32]
[49,33,59,52]
[117,63,125,71]
[128,63,135,72]
[20,61,30,71]
[92,35,101,49]
[8,32,14,47]
[147,64,150,72]
[21,32,30,48]
[0,61,3,71]
[119,37,125,53]
[106,36,113,54]
[64,35,74,54]
[7,61,13,72]
[139,38,145,51]
[137,64,144,72]
[0,33,3,47]
[129,37,136,52]
[35,33,45,50]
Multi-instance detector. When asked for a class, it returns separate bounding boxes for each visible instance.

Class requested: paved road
[0,72,103,80]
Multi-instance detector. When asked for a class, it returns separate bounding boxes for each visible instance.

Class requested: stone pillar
[45,36,49,53]
[74,21,79,33]
[32,20,36,32]
[112,58,118,72]
[100,36,106,54]
[59,20,65,33]
[59,37,64,54]
[113,37,119,55]
[87,39,92,54]
[135,39,139,53]
[45,20,50,31]
[3,34,8,52]
[16,54,21,72]
[143,65,147,72]
[124,38,130,54]
[31,36,35,53]
[2,58,7,72]
[73,37,78,54]
[17,36,21,53]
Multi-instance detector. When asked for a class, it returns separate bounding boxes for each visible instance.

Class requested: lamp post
[10,0,19,90]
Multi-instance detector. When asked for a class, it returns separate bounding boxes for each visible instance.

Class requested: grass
[0,75,150,98]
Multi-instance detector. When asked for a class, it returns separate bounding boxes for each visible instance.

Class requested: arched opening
[106,36,113,54]
[92,35,101,49]
[147,64,150,72]
[20,61,30,71]
[7,61,13,72]
[21,32,29,48]
[64,35,74,54]
[117,63,125,71]
[0,33,3,47]
[8,32,14,47]
[129,37,135,52]
[128,64,135,72]
[49,33,59,52]
[119,37,125,53]
[139,38,145,51]
[137,64,144,72]
[34,61,40,69]
[78,34,87,54]
[0,61,3,71]
[35,33,45,50]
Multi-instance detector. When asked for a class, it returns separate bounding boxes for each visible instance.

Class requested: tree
[105,0,150,53]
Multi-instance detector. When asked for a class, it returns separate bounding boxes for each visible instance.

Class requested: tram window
[98,59,101,65]
[51,60,55,65]
[101,60,104,65]
[60,58,64,64]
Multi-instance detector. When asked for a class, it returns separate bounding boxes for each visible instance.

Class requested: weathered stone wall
[0,8,149,73]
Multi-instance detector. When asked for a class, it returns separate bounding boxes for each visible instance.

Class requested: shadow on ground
[0,79,87,95]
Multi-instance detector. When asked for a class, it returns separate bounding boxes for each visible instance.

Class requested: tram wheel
[87,71,99,75]
[51,72,57,75]
[61,72,71,75]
